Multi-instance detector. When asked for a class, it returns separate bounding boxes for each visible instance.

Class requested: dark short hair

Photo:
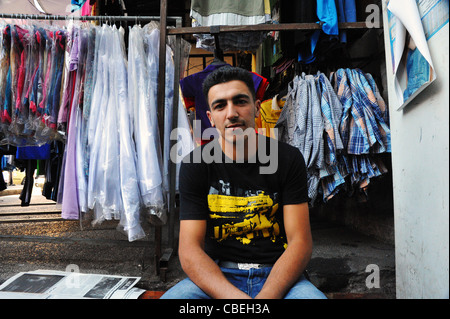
[202,66,256,106]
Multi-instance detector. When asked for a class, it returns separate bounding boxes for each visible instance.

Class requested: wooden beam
[167,22,373,35]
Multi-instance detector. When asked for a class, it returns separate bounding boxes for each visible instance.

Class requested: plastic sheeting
[0,19,194,241]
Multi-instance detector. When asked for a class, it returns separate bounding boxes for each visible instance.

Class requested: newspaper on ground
[0,269,145,299]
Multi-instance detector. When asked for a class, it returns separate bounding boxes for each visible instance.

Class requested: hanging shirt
[127,24,165,221]
[16,143,50,160]
[13,25,29,119]
[113,25,145,241]
[331,68,390,191]
[256,95,284,138]
[276,73,324,204]
[1,25,12,124]
[352,69,391,154]
[190,0,266,26]
[58,23,76,129]
[316,73,346,201]
[190,0,267,53]
[334,68,390,155]
[335,0,357,42]
[47,30,66,130]
[62,26,83,220]
[316,0,339,35]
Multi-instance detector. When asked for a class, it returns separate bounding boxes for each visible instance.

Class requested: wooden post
[155,0,168,276]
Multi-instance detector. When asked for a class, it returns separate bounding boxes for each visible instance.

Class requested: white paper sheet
[387,0,443,110]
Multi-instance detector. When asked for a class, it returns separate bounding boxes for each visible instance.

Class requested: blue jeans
[161,267,327,299]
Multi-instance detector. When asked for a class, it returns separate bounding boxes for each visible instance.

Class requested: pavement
[0,184,396,299]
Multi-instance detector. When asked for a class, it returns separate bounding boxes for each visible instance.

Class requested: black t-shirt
[179,135,309,264]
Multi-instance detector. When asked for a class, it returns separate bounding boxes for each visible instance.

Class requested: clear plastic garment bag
[86,24,148,241]
[128,24,166,225]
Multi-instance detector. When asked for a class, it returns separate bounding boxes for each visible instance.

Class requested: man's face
[206,80,260,147]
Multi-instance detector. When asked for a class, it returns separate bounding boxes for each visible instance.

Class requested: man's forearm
[255,239,312,299]
[179,246,251,299]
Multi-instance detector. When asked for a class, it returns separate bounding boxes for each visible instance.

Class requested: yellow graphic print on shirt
[207,190,280,245]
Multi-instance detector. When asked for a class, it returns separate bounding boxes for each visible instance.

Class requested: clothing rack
[0,11,183,281]
[0,13,181,23]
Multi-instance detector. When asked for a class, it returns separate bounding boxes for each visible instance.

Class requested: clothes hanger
[211,50,226,65]
[210,25,226,65]
[211,41,225,65]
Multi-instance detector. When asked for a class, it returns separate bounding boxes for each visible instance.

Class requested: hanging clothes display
[264,0,358,73]
[0,22,67,146]
[277,73,325,203]
[276,68,391,205]
[0,18,194,242]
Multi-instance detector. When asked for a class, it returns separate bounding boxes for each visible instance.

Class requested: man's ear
[254,100,261,118]
[206,110,215,127]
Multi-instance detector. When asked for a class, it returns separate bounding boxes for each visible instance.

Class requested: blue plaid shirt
[277,73,324,203]
[332,69,391,193]
[316,73,346,200]
[277,69,391,203]
[333,68,391,155]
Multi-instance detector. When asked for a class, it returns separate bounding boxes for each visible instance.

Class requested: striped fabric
[277,68,391,204]
[277,74,323,203]
[331,69,391,197]
[316,73,346,201]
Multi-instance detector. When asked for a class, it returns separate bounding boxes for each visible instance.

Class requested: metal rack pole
[0,12,181,23]
[154,0,168,278]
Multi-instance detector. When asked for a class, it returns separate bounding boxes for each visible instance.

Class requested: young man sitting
[161,66,326,299]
